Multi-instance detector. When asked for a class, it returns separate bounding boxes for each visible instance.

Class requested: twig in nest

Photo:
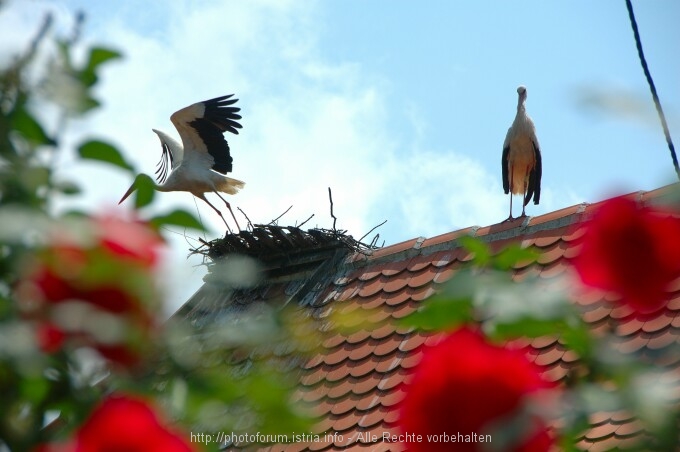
[328,187,337,231]
[270,205,293,225]
[237,207,254,231]
[359,219,387,243]
[297,214,315,229]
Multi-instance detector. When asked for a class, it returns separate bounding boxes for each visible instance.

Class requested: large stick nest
[192,224,378,264]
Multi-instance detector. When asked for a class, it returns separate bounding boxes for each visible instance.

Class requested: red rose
[573,197,680,314]
[37,394,196,452]
[19,215,163,367]
[37,323,66,354]
[95,215,163,267]
[399,328,554,452]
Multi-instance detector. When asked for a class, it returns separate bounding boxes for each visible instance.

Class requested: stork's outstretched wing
[170,95,243,175]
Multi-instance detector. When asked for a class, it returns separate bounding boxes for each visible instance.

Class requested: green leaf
[80,47,122,87]
[20,377,49,405]
[399,278,476,331]
[77,139,134,172]
[487,317,569,340]
[12,108,56,146]
[458,235,491,266]
[493,244,538,270]
[150,209,208,232]
[87,47,122,70]
[399,296,473,331]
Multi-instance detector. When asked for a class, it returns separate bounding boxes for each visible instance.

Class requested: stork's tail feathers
[219,177,245,195]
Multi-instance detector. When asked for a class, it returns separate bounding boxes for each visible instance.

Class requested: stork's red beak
[119,182,138,204]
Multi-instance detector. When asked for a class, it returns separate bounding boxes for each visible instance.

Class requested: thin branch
[328,187,337,231]
[297,214,315,229]
[270,205,293,225]
[237,207,254,230]
[625,0,678,180]
[359,219,387,243]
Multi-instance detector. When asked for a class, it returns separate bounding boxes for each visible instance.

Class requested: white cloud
[378,148,508,239]
[1,0,529,314]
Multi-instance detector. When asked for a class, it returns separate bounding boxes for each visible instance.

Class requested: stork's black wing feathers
[524,141,542,206]
[189,94,243,175]
[154,141,173,184]
[501,145,510,194]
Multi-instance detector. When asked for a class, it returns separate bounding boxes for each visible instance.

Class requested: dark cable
[625,0,679,180]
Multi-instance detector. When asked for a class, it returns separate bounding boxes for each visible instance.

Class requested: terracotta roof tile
[357,268,382,282]
[536,241,566,265]
[398,333,428,353]
[473,223,509,238]
[405,253,432,272]
[374,354,402,374]
[366,307,392,324]
[534,345,566,367]
[419,227,477,248]
[539,260,569,279]
[347,343,375,363]
[616,317,645,336]
[380,260,411,277]
[382,276,408,294]
[345,329,371,345]
[390,302,417,320]
[369,238,421,260]
[531,336,558,349]
[357,276,385,298]
[581,304,613,324]
[370,323,397,340]
[432,265,457,284]
[534,234,562,248]
[408,285,436,301]
[336,285,360,302]
[372,335,405,357]
[399,349,424,369]
[383,290,411,307]
[357,406,389,429]
[406,266,438,289]
[357,293,388,311]
[531,204,584,225]
[378,370,405,392]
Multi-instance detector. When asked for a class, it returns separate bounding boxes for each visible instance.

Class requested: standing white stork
[502,85,542,221]
[119,94,245,232]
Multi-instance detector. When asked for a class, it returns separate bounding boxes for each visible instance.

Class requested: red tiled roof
[180,184,679,450]
[265,184,680,451]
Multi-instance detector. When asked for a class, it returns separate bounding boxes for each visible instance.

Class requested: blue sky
[2,0,679,312]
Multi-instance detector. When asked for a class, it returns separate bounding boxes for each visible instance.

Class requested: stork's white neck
[517,95,527,113]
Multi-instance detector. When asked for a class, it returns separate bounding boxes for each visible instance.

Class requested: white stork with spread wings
[502,85,542,221]
[119,94,245,231]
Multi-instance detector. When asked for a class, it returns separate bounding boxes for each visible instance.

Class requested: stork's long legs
[214,192,241,231]
[197,194,233,234]
[504,163,515,222]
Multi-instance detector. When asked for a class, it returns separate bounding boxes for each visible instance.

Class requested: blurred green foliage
[0,7,312,451]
